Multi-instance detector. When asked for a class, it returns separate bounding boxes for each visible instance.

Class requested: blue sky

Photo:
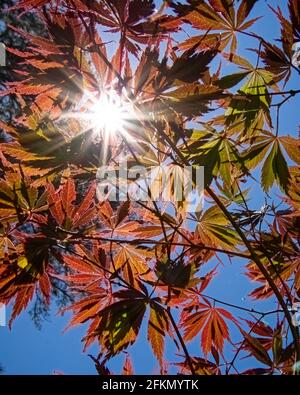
[0,0,299,375]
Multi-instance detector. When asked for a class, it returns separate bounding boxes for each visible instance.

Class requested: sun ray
[82,90,135,140]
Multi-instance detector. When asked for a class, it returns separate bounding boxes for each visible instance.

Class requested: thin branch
[206,186,300,360]
[152,123,300,360]
[53,226,250,259]
[165,307,196,375]
[199,292,283,316]
[227,315,265,374]
[235,184,293,305]
[237,29,300,76]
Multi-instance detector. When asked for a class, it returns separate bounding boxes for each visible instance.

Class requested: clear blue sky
[0,0,299,374]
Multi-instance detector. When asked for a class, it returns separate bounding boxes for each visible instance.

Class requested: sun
[64,89,137,149]
[88,90,134,139]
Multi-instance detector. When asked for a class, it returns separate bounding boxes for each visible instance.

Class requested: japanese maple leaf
[122,354,134,375]
[62,285,112,332]
[260,0,300,86]
[0,173,48,222]
[0,235,56,326]
[9,0,53,10]
[92,0,179,56]
[4,16,91,113]
[89,289,148,357]
[147,302,170,367]
[47,178,96,231]
[180,297,238,356]
[60,243,108,290]
[173,0,259,53]
[240,318,275,352]
[113,243,154,287]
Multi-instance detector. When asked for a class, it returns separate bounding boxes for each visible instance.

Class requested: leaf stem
[155,125,300,363]
[206,186,300,361]
[165,307,196,375]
